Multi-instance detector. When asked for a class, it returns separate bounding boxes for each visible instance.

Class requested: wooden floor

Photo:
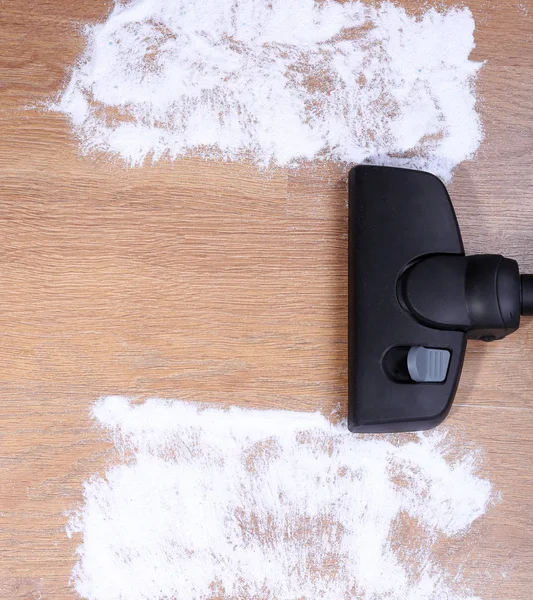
[0,1,532,598]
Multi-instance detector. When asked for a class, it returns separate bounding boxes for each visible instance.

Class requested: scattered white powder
[68,396,494,600]
[54,0,484,181]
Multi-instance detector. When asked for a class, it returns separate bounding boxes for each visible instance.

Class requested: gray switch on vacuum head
[407,347,451,383]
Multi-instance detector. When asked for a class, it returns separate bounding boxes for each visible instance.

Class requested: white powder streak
[54,0,484,181]
[68,396,494,600]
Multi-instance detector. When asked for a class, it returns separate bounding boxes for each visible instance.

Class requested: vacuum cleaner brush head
[348,165,532,433]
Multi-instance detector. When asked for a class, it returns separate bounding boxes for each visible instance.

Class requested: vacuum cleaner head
[348,165,533,433]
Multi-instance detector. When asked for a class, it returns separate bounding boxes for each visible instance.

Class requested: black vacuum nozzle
[348,165,532,433]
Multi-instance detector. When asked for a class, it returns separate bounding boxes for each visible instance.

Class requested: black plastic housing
[348,165,533,433]
[348,165,467,433]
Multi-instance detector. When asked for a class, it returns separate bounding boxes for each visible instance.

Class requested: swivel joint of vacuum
[400,254,533,342]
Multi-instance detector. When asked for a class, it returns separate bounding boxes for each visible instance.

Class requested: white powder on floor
[54,0,483,181]
[68,396,494,600]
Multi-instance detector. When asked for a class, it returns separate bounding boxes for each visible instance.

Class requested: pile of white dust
[55,0,484,181]
[68,396,494,600]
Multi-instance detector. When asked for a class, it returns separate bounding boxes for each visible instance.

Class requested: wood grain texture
[0,0,532,598]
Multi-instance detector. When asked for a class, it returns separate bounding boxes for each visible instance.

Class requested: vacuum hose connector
[521,275,533,316]
[401,254,531,342]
